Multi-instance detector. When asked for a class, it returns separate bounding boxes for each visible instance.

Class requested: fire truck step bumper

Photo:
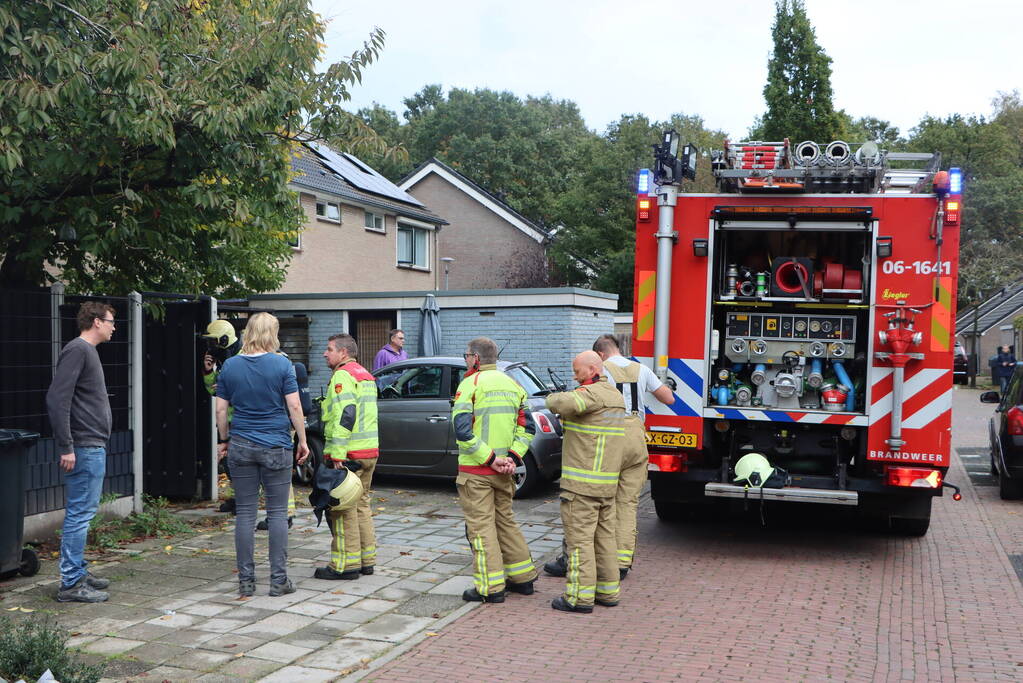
[704,483,859,506]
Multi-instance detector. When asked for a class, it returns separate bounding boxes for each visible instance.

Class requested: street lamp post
[440,257,454,291]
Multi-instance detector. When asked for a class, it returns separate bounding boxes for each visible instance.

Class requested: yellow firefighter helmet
[202,320,237,349]
[330,469,364,511]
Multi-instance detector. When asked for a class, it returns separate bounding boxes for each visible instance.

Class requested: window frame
[315,200,341,224]
[364,210,385,233]
[396,222,431,271]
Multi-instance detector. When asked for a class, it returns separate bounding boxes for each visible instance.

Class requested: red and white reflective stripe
[869,367,950,428]
[702,408,868,425]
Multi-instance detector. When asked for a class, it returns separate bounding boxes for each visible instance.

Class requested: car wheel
[890,516,930,536]
[18,547,39,577]
[998,470,1023,500]
[295,434,323,485]
[654,498,687,522]
[512,455,540,499]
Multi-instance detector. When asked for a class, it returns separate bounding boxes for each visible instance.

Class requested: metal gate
[141,297,214,499]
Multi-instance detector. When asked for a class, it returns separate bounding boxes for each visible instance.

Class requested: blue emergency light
[949,167,962,194]
[637,168,651,195]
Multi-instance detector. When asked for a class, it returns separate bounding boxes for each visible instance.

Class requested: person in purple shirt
[373,329,408,370]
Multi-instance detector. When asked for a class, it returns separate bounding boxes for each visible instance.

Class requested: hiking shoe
[256,517,293,531]
[619,567,629,581]
[314,566,360,580]
[462,587,505,603]
[269,579,295,597]
[360,566,374,575]
[595,596,620,607]
[550,595,592,613]
[85,572,110,590]
[56,577,108,603]
[505,579,535,595]
[239,579,255,597]
[219,498,236,513]
[543,555,567,577]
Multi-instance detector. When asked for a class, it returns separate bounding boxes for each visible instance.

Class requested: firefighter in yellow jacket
[545,350,626,613]
[452,337,538,603]
[315,334,379,580]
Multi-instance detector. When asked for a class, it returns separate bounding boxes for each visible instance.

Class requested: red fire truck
[632,134,962,535]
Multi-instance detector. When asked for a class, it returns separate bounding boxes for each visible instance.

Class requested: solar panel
[308,142,424,207]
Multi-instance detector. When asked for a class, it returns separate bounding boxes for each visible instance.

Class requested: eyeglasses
[98,318,116,324]
[463,352,477,359]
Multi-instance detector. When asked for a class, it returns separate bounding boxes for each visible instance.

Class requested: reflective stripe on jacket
[545,377,626,498]
[322,360,379,460]
[451,365,535,475]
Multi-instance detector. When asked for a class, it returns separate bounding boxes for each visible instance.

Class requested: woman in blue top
[216,313,310,597]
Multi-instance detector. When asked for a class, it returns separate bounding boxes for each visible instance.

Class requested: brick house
[398,158,553,290]
[281,142,448,295]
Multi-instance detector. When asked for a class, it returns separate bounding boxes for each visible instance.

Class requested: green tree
[757,0,842,142]
[0,0,387,295]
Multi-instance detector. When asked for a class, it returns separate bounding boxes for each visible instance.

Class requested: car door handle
[426,415,449,422]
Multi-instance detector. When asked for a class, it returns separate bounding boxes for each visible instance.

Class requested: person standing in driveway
[993,345,1017,395]
[47,302,116,603]
[372,329,407,371]
[216,313,309,597]
[452,337,538,603]
[544,350,627,613]
[315,334,380,580]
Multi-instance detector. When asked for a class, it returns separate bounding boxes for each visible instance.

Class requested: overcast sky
[312,0,1020,140]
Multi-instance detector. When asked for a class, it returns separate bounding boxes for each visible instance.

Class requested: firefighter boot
[463,587,506,603]
[314,566,360,580]
[505,579,535,595]
[551,595,592,614]
[544,555,567,577]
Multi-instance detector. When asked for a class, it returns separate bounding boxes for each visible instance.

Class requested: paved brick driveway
[368,386,1023,682]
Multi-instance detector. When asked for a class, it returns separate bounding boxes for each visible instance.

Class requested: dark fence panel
[0,288,134,515]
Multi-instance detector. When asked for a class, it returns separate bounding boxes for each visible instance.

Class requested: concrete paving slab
[131,664,204,681]
[155,628,223,648]
[66,633,100,648]
[246,640,314,664]
[82,636,145,655]
[236,611,317,637]
[164,647,236,672]
[330,573,400,595]
[200,633,269,653]
[428,575,471,596]
[144,611,196,629]
[308,590,361,608]
[393,593,464,618]
[178,601,235,617]
[78,616,145,635]
[297,637,390,671]
[241,587,318,610]
[130,641,191,665]
[319,607,379,624]
[348,597,400,613]
[256,665,339,682]
[346,613,436,643]
[283,599,340,618]
[205,656,282,680]
[191,617,251,633]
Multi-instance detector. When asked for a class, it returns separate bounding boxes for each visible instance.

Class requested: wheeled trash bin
[0,429,41,579]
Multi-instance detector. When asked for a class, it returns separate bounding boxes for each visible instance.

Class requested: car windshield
[504,364,550,396]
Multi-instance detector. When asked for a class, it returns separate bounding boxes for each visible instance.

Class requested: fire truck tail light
[648,452,686,472]
[886,467,942,489]
[1006,407,1023,436]
[946,201,959,211]
[945,198,960,225]
[637,198,652,222]
[533,413,555,434]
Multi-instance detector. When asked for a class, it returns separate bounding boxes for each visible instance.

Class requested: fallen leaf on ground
[331,589,345,594]
[376,507,386,511]
[225,643,237,648]
[426,632,440,637]
[399,551,411,556]
[163,545,173,552]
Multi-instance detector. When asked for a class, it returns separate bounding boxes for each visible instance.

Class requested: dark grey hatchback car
[980,362,1023,500]
[296,357,564,497]
[371,357,563,497]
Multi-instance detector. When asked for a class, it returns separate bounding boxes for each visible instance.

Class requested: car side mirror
[979,390,1000,404]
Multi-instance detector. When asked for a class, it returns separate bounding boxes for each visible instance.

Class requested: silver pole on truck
[653,182,678,383]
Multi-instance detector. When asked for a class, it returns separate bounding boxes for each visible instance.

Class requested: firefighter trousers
[326,458,378,572]
[560,490,619,607]
[615,416,648,569]
[456,472,537,596]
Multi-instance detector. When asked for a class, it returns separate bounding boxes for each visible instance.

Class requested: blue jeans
[1000,375,1010,395]
[60,446,106,588]
[228,436,292,585]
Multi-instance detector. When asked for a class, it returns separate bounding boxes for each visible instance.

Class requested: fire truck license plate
[645,431,697,448]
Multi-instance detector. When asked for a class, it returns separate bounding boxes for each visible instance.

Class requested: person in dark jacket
[47,302,116,603]
[992,345,1017,395]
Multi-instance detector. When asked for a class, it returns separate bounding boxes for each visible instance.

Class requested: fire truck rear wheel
[889,516,930,536]
[654,499,687,522]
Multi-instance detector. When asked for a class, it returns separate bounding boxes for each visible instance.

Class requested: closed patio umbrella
[419,293,442,356]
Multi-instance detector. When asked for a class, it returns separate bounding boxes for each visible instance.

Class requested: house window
[315,200,341,223]
[365,211,385,233]
[397,224,429,269]
[286,230,301,250]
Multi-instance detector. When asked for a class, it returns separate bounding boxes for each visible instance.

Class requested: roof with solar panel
[290,141,446,225]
